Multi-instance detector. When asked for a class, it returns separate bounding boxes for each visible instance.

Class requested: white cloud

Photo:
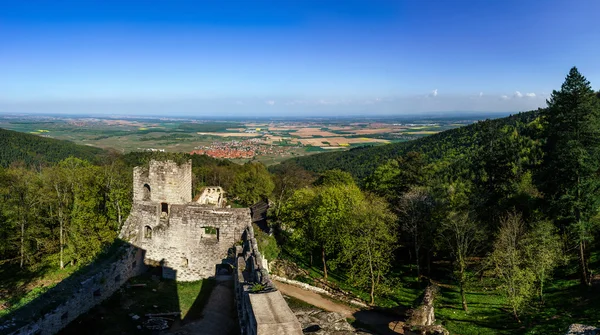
[501,95,509,100]
[429,89,438,97]
[266,100,275,106]
[525,92,536,97]
[514,91,523,98]
[479,92,484,97]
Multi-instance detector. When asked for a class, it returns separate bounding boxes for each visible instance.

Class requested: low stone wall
[234,225,302,335]
[0,243,147,335]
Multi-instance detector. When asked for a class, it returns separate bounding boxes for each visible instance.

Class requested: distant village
[190,139,288,159]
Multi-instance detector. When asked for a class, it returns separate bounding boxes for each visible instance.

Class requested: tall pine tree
[538,67,600,286]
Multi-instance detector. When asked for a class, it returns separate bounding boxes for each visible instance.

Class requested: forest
[0,127,107,168]
[271,67,600,333]
[1,67,600,334]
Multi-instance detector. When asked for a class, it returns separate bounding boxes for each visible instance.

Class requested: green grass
[0,263,78,317]
[279,249,422,309]
[280,246,600,335]
[434,276,600,335]
[435,282,518,335]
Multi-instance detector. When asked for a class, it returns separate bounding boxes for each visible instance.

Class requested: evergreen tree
[538,67,600,286]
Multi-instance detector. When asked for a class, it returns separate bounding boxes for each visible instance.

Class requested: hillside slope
[0,127,106,167]
[278,109,542,180]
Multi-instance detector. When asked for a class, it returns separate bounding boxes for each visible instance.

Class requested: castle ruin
[2,159,302,335]
[120,159,251,281]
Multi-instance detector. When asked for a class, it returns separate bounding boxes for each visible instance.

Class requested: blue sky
[0,0,598,116]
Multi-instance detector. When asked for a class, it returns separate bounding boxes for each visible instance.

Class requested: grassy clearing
[280,248,600,335]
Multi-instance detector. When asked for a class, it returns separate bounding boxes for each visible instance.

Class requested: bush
[250,283,265,293]
[253,224,280,262]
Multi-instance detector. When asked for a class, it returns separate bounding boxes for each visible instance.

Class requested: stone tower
[133,159,192,205]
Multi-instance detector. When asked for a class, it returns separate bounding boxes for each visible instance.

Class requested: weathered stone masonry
[121,159,252,281]
[133,159,192,204]
[121,202,251,281]
[1,244,146,335]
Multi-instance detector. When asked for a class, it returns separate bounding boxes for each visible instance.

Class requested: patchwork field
[0,114,478,165]
[297,137,389,146]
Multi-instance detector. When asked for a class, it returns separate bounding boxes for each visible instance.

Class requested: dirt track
[274,280,405,335]
[275,281,358,318]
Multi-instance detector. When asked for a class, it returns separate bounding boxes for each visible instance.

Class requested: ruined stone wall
[1,244,147,335]
[234,225,303,335]
[121,202,251,281]
[133,160,192,204]
[196,186,225,207]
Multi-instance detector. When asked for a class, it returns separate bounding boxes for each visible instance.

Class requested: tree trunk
[539,276,544,304]
[322,246,327,280]
[426,251,431,275]
[20,219,25,269]
[276,184,286,217]
[60,216,64,269]
[579,239,590,286]
[513,306,520,323]
[460,263,468,312]
[368,247,375,305]
[414,233,420,278]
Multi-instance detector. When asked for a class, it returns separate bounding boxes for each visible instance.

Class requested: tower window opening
[143,184,151,200]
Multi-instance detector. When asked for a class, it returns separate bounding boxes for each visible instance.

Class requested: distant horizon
[0,109,517,121]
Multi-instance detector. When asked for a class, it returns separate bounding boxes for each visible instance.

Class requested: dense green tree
[313,169,355,187]
[393,152,428,194]
[365,159,399,200]
[538,67,600,286]
[230,162,275,206]
[396,186,435,277]
[489,212,535,322]
[437,181,483,312]
[271,163,315,217]
[523,220,562,304]
[279,188,318,263]
[280,182,364,279]
[308,183,363,279]
[474,122,541,226]
[340,193,397,304]
[0,167,42,268]
[104,160,132,230]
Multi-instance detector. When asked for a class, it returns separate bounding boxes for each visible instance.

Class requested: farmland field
[0,114,486,165]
